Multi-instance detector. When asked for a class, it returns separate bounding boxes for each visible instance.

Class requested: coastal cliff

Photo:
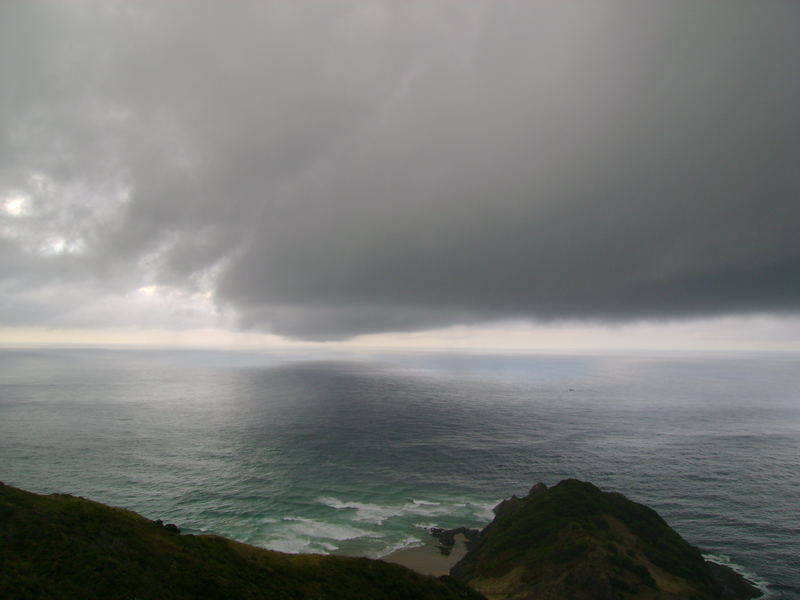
[450,480,761,600]
[0,482,481,600]
[0,479,761,599]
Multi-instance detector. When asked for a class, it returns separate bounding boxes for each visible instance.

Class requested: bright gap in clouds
[2,194,27,217]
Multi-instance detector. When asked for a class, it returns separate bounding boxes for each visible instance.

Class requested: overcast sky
[1,0,799,350]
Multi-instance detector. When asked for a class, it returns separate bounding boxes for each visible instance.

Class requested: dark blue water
[0,349,797,597]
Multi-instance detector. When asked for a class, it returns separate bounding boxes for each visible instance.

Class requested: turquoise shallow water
[0,349,798,597]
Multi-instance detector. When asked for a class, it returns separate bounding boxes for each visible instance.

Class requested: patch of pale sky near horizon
[2,315,799,353]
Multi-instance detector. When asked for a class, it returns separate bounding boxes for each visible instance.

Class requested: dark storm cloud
[1,0,799,338]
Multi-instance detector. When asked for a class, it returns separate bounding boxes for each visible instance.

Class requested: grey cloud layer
[2,0,799,338]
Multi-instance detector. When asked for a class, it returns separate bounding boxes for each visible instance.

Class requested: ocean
[0,348,797,597]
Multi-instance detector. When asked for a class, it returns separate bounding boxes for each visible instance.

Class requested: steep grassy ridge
[451,480,720,600]
[0,482,482,600]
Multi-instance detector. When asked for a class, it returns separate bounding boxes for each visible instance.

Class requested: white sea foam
[317,496,497,526]
[317,497,403,524]
[260,517,384,555]
[702,553,770,597]
[263,535,337,555]
[472,501,498,522]
[401,500,452,517]
[263,536,317,554]
[282,516,382,541]
[314,541,339,552]
[368,536,424,559]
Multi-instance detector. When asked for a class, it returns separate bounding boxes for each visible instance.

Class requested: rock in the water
[707,561,762,600]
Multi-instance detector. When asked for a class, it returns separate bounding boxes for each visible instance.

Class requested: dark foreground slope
[451,480,760,600]
[0,482,482,600]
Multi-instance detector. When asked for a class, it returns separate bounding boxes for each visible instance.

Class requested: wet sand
[380,533,468,576]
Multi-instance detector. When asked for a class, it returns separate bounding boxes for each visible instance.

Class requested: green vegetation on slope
[451,479,721,600]
[0,482,483,600]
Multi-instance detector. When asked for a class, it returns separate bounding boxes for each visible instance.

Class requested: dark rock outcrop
[430,527,482,555]
[707,561,762,600]
[163,522,181,534]
[527,482,547,498]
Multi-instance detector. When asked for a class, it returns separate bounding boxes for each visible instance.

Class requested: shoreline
[375,530,764,600]
[379,533,468,577]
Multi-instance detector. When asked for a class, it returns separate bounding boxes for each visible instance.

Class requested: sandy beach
[379,533,469,577]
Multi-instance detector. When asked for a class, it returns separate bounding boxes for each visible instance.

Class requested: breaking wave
[317,496,495,525]
[703,553,771,598]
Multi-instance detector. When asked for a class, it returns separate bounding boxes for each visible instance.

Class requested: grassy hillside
[451,479,720,600]
[0,482,483,600]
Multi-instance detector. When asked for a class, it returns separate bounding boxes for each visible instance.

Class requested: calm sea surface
[0,349,797,597]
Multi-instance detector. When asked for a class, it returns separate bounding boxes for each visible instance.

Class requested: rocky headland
[0,479,762,599]
[446,480,762,600]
